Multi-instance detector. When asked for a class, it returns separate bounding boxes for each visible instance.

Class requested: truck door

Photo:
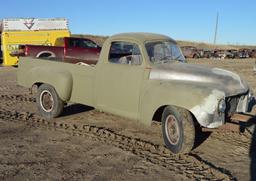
[65,38,100,64]
[96,41,145,120]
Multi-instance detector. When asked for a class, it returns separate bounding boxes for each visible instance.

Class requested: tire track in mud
[208,132,252,162]
[0,94,36,103]
[0,107,235,181]
[0,86,12,91]
[0,85,23,92]
[211,132,251,149]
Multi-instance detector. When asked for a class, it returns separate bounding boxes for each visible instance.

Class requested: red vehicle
[19,37,101,64]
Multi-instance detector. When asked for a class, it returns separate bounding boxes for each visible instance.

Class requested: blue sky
[1,0,256,45]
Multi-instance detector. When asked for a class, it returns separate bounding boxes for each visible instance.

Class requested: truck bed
[25,45,64,58]
[18,57,97,106]
[44,57,98,65]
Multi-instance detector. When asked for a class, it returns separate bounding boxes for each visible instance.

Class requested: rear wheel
[162,106,195,154]
[36,84,64,119]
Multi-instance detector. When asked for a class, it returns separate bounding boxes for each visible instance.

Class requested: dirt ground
[0,59,256,181]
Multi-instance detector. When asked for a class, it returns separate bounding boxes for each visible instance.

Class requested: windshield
[145,41,185,64]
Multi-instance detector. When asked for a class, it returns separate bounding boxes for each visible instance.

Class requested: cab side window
[69,38,98,49]
[69,39,80,48]
[108,42,142,65]
[79,39,98,48]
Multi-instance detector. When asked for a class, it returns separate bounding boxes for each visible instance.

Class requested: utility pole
[214,12,219,44]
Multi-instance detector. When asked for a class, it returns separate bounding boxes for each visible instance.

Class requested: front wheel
[162,106,195,154]
[36,84,64,119]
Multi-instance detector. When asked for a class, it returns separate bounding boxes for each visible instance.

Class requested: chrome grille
[225,96,240,117]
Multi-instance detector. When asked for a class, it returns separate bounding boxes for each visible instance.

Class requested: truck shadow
[247,98,256,181]
[193,130,211,149]
[250,123,256,181]
[192,117,212,149]
[61,104,94,117]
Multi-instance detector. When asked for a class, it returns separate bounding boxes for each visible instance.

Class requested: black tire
[193,54,199,59]
[38,53,55,59]
[36,84,64,119]
[247,125,255,134]
[161,106,195,154]
[247,104,256,134]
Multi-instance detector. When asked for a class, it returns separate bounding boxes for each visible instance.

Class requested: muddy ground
[0,59,255,181]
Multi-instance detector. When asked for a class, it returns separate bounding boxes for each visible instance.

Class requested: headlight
[218,99,226,113]
[248,90,254,101]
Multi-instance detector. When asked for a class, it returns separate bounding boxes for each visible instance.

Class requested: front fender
[29,66,73,101]
[139,81,224,127]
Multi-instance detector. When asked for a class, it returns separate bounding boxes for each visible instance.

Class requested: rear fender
[30,67,73,101]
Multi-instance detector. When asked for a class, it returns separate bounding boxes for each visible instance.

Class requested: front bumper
[191,90,252,129]
[208,92,251,128]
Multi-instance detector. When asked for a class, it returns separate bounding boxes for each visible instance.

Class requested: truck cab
[60,37,101,63]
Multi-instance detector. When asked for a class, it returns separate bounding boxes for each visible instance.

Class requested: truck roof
[109,32,177,43]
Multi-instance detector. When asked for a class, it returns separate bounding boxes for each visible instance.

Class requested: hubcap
[40,90,54,112]
[165,115,180,145]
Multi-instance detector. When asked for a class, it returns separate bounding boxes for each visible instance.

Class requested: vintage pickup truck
[17,37,101,64]
[17,33,253,154]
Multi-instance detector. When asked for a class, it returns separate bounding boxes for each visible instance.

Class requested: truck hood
[149,63,249,97]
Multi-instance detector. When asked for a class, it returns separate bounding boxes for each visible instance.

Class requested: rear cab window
[54,38,65,47]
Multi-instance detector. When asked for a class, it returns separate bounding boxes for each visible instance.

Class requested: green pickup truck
[17,33,252,154]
